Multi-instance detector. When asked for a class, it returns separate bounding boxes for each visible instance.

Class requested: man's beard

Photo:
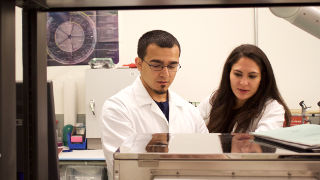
[152,85,167,94]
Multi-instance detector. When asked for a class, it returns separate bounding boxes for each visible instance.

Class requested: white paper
[253,124,320,149]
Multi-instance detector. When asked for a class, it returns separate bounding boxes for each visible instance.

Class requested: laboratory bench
[59,149,108,180]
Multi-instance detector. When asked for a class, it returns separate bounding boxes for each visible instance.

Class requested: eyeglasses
[142,59,181,72]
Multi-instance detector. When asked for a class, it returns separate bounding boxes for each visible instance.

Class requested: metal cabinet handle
[90,99,96,116]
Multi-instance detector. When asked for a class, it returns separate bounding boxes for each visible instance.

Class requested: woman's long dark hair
[207,44,291,133]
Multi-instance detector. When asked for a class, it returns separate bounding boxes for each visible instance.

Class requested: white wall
[118,8,254,102]
[16,7,320,114]
[257,8,320,110]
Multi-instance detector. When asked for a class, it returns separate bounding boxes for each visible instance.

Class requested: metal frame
[0,0,16,179]
[114,159,320,179]
[22,9,48,179]
[15,0,320,10]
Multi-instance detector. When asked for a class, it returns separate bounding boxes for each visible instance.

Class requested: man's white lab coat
[101,77,208,179]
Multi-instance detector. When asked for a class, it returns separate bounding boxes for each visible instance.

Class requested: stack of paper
[252,124,320,151]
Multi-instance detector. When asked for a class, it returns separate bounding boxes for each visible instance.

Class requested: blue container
[67,133,87,150]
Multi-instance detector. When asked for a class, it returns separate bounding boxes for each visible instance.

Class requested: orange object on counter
[123,63,137,68]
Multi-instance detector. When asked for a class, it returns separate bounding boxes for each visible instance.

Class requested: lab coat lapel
[133,77,154,106]
[133,77,169,123]
[168,90,184,127]
[151,102,168,124]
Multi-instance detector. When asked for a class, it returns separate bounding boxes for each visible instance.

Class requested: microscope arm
[270,7,320,39]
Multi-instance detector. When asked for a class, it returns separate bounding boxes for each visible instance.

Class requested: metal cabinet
[85,69,139,140]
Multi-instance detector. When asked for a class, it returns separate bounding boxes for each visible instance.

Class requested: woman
[199,44,291,133]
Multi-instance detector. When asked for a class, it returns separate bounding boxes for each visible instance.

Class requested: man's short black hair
[137,30,181,59]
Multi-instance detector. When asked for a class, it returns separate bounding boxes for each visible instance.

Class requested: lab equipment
[270,6,320,39]
[67,133,87,150]
[114,133,320,180]
[89,58,115,69]
[70,123,86,143]
[75,123,85,135]
[299,100,311,124]
[85,69,139,149]
[63,124,73,146]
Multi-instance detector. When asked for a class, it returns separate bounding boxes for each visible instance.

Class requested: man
[101,30,208,179]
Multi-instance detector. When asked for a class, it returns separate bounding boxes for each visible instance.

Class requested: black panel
[47,81,59,180]
[0,0,16,179]
[15,0,47,10]
[15,0,320,10]
[16,81,59,180]
[22,9,50,180]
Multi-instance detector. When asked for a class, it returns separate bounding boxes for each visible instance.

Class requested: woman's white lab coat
[198,95,285,132]
[101,77,208,179]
